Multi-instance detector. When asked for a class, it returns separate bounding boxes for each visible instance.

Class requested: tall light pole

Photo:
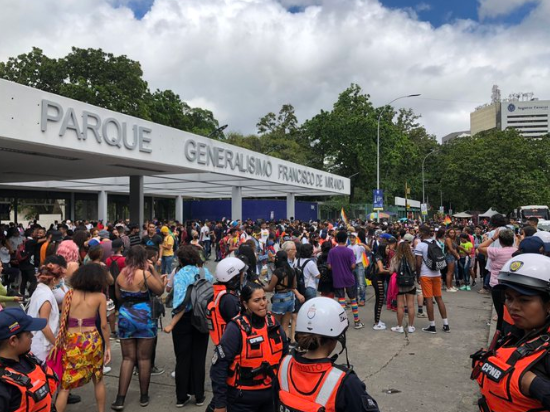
[422,149,438,204]
[376,94,421,191]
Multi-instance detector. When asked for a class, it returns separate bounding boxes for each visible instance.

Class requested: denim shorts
[445,254,456,264]
[271,291,295,315]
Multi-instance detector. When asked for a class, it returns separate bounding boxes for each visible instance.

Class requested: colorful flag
[361,251,370,267]
[443,215,452,226]
[341,207,348,224]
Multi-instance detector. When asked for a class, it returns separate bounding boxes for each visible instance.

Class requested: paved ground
[64,263,494,412]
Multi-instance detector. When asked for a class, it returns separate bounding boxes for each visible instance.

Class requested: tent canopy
[479,208,500,218]
[453,212,472,218]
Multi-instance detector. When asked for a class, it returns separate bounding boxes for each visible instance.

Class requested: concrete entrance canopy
[0,79,350,222]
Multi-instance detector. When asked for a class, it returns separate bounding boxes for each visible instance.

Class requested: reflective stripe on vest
[279,355,292,392]
[315,368,345,407]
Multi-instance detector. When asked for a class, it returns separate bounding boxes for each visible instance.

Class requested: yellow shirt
[162,235,174,257]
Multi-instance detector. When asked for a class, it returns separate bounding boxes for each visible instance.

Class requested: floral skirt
[61,330,104,390]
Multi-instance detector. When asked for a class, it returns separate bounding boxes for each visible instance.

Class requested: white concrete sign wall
[0,79,350,195]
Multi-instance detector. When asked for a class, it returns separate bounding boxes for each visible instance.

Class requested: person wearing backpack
[168,245,214,408]
[296,244,319,302]
[388,241,417,333]
[414,226,450,334]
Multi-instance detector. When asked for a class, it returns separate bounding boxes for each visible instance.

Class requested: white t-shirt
[297,258,320,289]
[414,239,441,278]
[200,225,211,241]
[27,283,59,362]
[348,244,365,264]
[0,247,10,264]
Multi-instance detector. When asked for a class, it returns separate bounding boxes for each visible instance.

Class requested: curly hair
[56,240,79,263]
[176,245,202,267]
[70,263,108,292]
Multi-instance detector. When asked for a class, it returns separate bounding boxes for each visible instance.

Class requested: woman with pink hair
[54,240,80,306]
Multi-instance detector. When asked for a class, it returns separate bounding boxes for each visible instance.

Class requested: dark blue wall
[182,200,318,222]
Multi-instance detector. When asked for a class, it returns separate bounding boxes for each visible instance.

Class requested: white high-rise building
[501,100,550,137]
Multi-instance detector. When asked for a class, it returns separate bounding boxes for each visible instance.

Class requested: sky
[1,0,549,141]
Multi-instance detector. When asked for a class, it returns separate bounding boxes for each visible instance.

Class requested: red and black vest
[227,313,284,390]
[0,353,57,412]
[206,285,229,346]
[278,354,348,412]
[473,328,550,412]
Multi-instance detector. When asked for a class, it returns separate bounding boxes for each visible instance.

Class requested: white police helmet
[296,297,349,338]
[215,257,246,283]
[497,253,550,295]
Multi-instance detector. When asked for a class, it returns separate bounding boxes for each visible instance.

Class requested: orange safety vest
[0,353,57,412]
[473,330,550,412]
[206,285,229,346]
[226,312,284,390]
[277,354,347,412]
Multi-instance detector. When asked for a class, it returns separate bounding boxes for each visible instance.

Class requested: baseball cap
[0,308,47,340]
[403,233,415,243]
[160,226,170,234]
[512,236,544,257]
[98,230,110,239]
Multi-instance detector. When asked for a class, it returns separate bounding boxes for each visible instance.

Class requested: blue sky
[379,0,538,26]
[125,0,539,25]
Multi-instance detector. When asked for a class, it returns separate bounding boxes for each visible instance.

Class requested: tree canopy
[2,48,549,214]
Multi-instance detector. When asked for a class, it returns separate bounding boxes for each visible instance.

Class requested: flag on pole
[341,207,348,224]
[361,251,370,267]
[443,215,452,226]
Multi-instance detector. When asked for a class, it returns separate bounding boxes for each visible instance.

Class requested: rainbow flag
[361,251,370,267]
[341,207,348,224]
[443,215,452,226]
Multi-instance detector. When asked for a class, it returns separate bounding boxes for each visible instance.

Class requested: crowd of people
[1,212,550,411]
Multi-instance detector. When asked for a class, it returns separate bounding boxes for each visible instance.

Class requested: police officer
[205,257,244,412]
[472,253,550,411]
[278,297,380,412]
[0,308,57,412]
[210,281,289,412]
[207,257,244,346]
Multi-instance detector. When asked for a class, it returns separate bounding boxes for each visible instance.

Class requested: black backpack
[181,268,214,334]
[396,257,416,287]
[365,252,377,281]
[422,240,447,271]
[295,259,312,295]
[317,260,331,284]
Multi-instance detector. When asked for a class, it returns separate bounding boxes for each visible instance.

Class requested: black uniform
[210,313,289,412]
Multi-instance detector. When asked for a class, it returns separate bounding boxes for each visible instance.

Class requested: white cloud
[1,0,550,142]
[478,0,540,20]
[415,2,431,12]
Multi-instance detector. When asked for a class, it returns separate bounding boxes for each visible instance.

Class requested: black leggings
[372,274,385,324]
[20,267,37,296]
[117,337,155,397]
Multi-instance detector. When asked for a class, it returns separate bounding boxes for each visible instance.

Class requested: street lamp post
[376,94,421,191]
[422,149,438,204]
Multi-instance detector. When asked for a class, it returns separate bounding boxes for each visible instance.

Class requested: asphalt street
[62,261,493,412]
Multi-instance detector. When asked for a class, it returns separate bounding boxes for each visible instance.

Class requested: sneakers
[478,288,490,294]
[466,285,471,291]
[407,326,416,333]
[151,366,165,376]
[373,322,386,331]
[443,325,451,333]
[196,397,206,406]
[111,396,125,411]
[139,394,149,407]
[422,325,437,334]
[354,322,365,330]
[103,366,112,374]
[447,287,458,292]
[417,311,427,318]
[67,393,81,404]
[358,300,366,307]
[390,326,404,333]
[459,285,467,291]
[176,395,191,408]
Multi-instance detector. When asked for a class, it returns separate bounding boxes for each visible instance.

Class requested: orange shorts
[420,276,442,298]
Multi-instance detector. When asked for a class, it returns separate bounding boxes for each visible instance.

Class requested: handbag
[47,289,74,385]
[143,274,165,321]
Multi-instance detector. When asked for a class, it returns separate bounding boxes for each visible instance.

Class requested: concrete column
[69,192,75,221]
[175,195,183,223]
[231,187,242,221]
[129,176,144,225]
[286,193,295,220]
[98,191,108,223]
